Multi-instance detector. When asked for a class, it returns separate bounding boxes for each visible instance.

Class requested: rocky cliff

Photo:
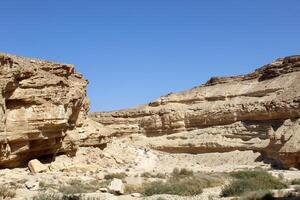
[0,53,91,167]
[90,55,300,169]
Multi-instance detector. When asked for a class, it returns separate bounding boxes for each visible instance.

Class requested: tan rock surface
[0,53,105,168]
[28,159,48,174]
[91,55,300,169]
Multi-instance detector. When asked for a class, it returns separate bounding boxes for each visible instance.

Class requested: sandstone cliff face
[0,54,90,167]
[90,56,300,169]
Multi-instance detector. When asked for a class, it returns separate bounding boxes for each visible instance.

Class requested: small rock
[96,173,105,180]
[28,159,48,174]
[131,193,142,197]
[25,179,38,190]
[99,187,108,193]
[108,178,125,195]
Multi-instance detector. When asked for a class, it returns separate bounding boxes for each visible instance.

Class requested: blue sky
[0,1,299,111]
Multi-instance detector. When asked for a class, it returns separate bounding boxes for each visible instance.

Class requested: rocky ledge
[90,55,300,169]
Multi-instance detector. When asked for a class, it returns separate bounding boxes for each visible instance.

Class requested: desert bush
[0,185,16,199]
[32,192,62,200]
[141,172,166,179]
[142,174,223,196]
[239,190,273,200]
[221,170,287,197]
[142,179,203,196]
[155,173,167,179]
[104,172,127,180]
[156,197,167,200]
[58,179,109,194]
[39,181,59,191]
[171,168,193,179]
[291,178,300,185]
[127,169,224,196]
[141,172,152,178]
[32,192,106,200]
[125,184,142,194]
[141,168,224,196]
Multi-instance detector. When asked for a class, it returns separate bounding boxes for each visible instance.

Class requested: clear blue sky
[1,1,299,111]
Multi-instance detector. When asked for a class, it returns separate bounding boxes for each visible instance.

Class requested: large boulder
[28,159,48,173]
[108,178,125,195]
[90,55,300,169]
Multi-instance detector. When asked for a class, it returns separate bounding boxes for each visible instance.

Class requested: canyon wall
[90,55,300,169]
[0,54,94,167]
[1,53,299,169]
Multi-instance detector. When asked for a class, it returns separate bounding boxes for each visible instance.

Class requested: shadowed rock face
[0,54,89,167]
[90,55,300,169]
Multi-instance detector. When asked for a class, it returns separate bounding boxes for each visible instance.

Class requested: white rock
[131,193,142,197]
[25,179,39,190]
[108,178,124,195]
[28,159,48,174]
[96,172,105,180]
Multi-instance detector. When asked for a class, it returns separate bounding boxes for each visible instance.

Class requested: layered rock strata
[91,55,300,169]
[0,53,90,167]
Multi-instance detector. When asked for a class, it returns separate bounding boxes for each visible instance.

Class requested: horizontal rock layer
[0,54,90,167]
[90,55,300,169]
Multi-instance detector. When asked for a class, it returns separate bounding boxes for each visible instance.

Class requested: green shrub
[104,172,127,180]
[139,170,225,196]
[142,179,203,196]
[221,170,287,197]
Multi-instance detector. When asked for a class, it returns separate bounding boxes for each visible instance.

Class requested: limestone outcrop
[0,53,90,167]
[90,55,300,169]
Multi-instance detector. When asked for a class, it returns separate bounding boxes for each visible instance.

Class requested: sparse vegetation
[32,193,62,200]
[141,172,152,178]
[125,184,141,194]
[104,172,127,180]
[291,179,300,185]
[171,168,194,179]
[31,192,103,200]
[58,179,109,194]
[0,185,16,199]
[128,168,224,196]
[141,172,166,179]
[39,181,60,191]
[142,179,204,196]
[221,170,287,197]
[239,190,273,200]
[156,197,167,200]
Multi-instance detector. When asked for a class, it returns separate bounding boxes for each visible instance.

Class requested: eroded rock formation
[0,53,90,167]
[90,55,300,169]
